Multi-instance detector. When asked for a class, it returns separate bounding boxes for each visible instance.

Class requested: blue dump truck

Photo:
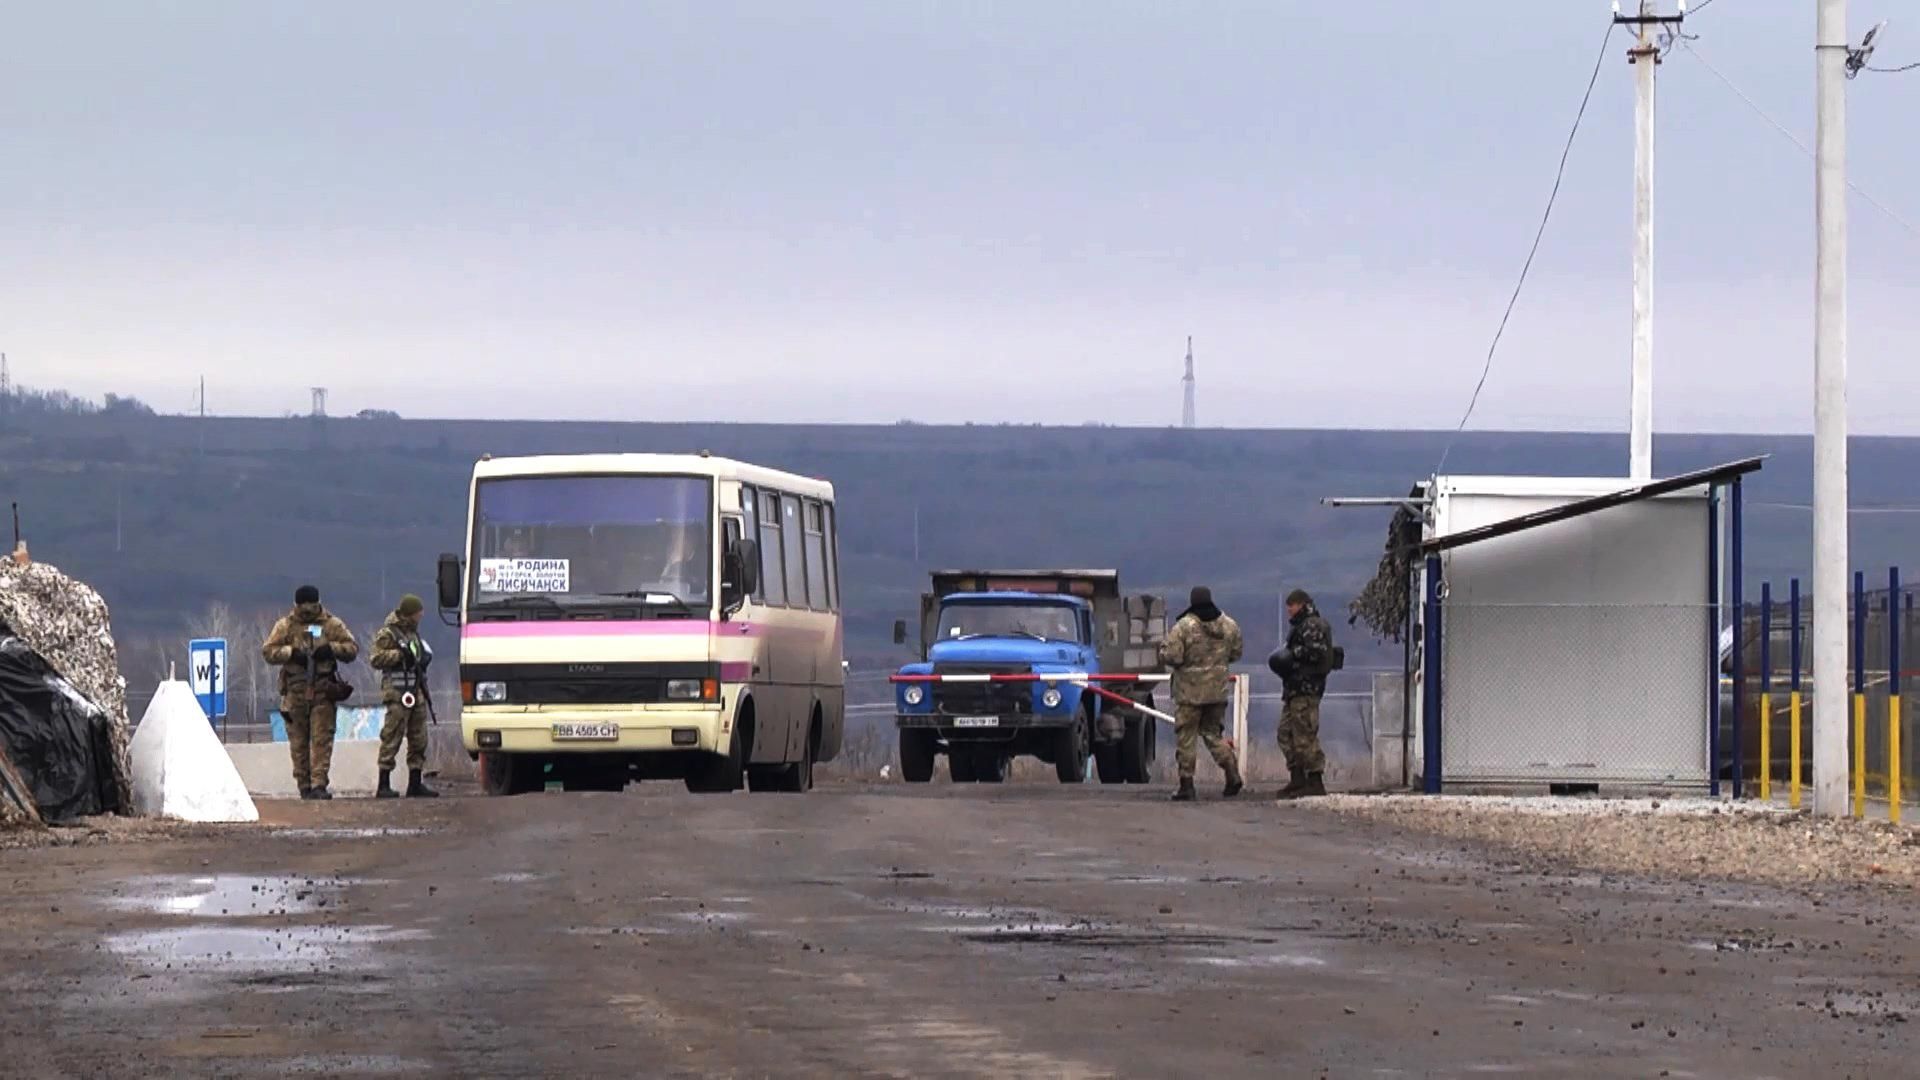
[892,569,1166,784]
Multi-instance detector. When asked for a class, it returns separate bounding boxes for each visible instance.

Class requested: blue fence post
[1730,476,1745,799]
[1707,488,1721,797]
[1422,554,1443,794]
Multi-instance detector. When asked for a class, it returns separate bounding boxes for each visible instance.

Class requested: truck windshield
[937,603,1081,644]
[469,475,713,612]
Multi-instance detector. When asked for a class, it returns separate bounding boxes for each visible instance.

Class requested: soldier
[1269,588,1333,799]
[1157,586,1246,802]
[261,585,359,800]
[370,594,438,799]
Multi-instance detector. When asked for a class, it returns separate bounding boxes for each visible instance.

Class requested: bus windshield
[469,475,714,612]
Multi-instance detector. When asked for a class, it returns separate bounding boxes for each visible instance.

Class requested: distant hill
[3,411,1917,703]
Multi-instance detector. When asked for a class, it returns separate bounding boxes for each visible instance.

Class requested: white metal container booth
[1410,457,1763,792]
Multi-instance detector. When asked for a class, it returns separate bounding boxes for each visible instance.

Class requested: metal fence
[1732,571,1917,817]
[1439,603,1714,787]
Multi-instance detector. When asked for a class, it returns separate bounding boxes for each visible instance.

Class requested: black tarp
[0,622,121,824]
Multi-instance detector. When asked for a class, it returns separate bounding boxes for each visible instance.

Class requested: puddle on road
[105,924,429,975]
[486,872,543,885]
[256,1054,430,1074]
[565,925,681,937]
[270,827,430,841]
[670,911,752,925]
[105,875,350,918]
[1185,952,1327,969]
[1689,935,1798,954]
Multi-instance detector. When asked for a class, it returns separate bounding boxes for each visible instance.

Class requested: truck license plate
[952,716,999,728]
[552,722,620,741]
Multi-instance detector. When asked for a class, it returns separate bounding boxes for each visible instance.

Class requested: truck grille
[931,663,1032,716]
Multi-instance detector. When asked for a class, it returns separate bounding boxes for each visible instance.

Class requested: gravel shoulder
[1304,793,1920,888]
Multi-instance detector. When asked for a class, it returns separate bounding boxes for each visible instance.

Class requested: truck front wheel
[1121,715,1154,784]
[1053,712,1090,783]
[899,728,936,783]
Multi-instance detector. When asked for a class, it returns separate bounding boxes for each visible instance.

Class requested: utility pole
[1181,337,1196,430]
[1628,2,1657,481]
[1811,0,1850,817]
[1614,1,1682,480]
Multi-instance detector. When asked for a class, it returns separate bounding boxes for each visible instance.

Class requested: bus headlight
[1041,687,1063,709]
[903,685,925,706]
[667,678,720,702]
[475,682,508,704]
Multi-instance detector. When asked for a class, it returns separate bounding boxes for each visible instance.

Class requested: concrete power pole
[1627,1,1660,482]
[1181,337,1196,429]
[1811,0,1850,817]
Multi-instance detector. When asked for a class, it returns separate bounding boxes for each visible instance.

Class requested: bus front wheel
[479,751,544,796]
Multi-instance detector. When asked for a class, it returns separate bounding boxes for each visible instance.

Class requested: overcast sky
[3,2,1916,433]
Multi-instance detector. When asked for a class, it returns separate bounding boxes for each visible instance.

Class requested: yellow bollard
[1854,693,1867,820]
[1759,692,1772,802]
[1789,691,1803,810]
[1891,695,1903,826]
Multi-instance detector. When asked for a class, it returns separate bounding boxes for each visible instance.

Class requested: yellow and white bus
[435,453,845,796]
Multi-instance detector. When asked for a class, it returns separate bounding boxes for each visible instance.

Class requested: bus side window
[803,500,828,612]
[823,502,839,612]
[781,495,808,613]
[758,491,787,606]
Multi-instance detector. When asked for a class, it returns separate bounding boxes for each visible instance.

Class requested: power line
[1435,20,1615,477]
[1680,40,1920,242]
[1866,61,1920,73]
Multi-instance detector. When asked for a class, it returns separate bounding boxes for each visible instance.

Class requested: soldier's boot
[308,785,333,801]
[1170,777,1197,802]
[1296,772,1327,798]
[1222,764,1244,799]
[375,770,399,800]
[406,769,439,799]
[1276,772,1307,800]
[297,786,313,800]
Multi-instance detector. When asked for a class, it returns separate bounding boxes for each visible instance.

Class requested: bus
[436,452,844,796]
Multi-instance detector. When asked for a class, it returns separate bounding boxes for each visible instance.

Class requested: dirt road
[3,783,1916,1078]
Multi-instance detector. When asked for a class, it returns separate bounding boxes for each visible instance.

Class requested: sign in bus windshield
[469,476,714,607]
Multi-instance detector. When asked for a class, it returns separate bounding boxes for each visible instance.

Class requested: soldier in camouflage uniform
[1157,586,1246,802]
[370,594,438,799]
[1270,588,1333,799]
[261,585,359,800]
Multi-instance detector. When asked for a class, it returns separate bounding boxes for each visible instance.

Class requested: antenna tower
[1181,337,1196,429]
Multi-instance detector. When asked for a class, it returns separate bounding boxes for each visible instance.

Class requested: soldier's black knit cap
[295,584,321,605]
[1189,586,1213,609]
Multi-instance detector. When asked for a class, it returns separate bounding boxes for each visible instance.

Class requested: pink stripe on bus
[463,621,762,639]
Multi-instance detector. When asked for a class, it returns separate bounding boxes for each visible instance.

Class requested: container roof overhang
[1417,455,1766,557]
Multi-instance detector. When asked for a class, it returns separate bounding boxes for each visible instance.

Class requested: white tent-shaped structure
[130,680,258,822]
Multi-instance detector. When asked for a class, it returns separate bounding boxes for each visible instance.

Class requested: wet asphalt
[2,780,1916,1078]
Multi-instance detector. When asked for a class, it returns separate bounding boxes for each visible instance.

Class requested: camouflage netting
[0,558,136,818]
[1346,505,1421,645]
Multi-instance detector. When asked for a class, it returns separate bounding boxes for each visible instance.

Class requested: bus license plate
[952,716,999,728]
[552,722,620,741]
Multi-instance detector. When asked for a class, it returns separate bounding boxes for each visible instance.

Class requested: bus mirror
[436,553,463,611]
[893,619,908,645]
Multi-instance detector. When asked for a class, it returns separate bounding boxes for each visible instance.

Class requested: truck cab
[892,569,1162,784]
